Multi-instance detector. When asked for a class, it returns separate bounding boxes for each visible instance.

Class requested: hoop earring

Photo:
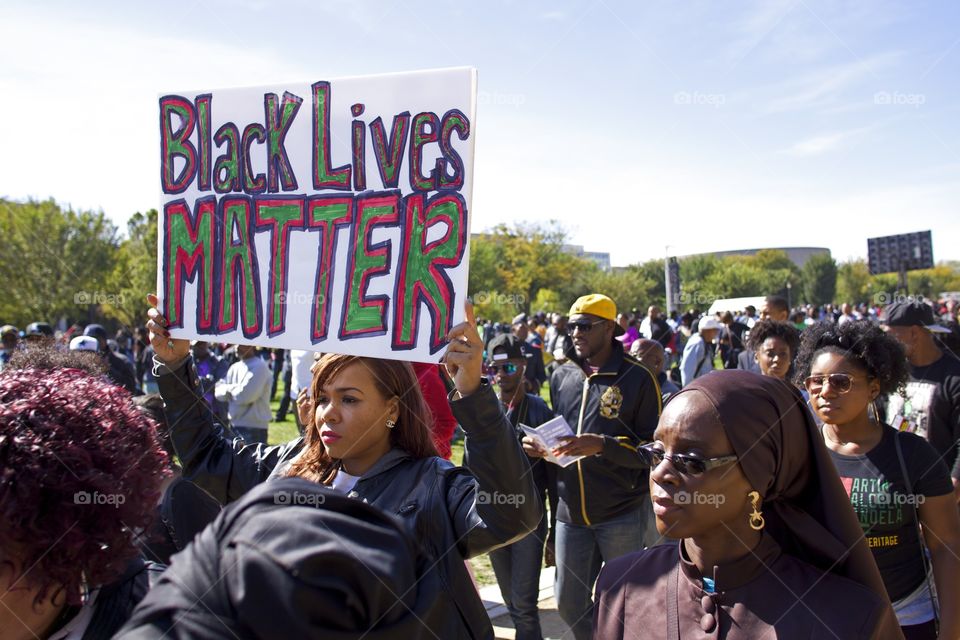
[385,419,396,429]
[867,401,879,425]
[747,491,765,531]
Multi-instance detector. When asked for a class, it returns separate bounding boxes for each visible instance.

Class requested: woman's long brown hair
[285,354,438,484]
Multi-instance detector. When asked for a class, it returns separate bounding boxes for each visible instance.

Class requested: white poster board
[156,67,476,363]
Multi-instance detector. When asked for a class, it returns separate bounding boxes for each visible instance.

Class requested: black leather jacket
[157,357,542,639]
[73,558,162,639]
[549,344,662,526]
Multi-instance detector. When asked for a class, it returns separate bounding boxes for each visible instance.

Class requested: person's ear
[387,396,400,424]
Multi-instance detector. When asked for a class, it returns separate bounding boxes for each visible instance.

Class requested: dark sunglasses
[569,319,606,334]
[804,373,863,394]
[489,362,520,375]
[639,443,738,476]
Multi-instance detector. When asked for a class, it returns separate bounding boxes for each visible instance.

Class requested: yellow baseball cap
[569,294,617,322]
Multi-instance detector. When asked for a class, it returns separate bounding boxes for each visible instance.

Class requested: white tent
[707,296,767,316]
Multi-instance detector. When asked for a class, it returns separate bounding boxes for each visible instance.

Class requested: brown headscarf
[672,370,891,604]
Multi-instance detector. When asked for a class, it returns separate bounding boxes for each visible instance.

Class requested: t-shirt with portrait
[827,426,952,602]
[884,352,960,480]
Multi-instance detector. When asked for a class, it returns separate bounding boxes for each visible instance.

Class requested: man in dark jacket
[84,323,139,394]
[630,338,680,403]
[524,293,661,640]
[487,334,554,640]
[512,313,547,394]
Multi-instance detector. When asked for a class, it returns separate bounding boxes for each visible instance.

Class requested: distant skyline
[2,0,958,267]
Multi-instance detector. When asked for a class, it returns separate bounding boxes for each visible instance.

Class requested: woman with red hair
[0,367,169,639]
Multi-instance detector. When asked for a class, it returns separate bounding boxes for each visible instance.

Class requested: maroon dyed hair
[0,368,170,606]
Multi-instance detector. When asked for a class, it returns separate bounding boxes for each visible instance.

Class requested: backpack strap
[893,427,940,629]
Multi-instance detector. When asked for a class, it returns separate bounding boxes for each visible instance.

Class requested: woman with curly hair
[746,319,801,382]
[0,367,169,639]
[795,320,960,640]
[144,294,541,639]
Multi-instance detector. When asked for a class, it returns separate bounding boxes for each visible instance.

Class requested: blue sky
[2,0,958,267]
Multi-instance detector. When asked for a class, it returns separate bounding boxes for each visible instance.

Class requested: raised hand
[443,302,482,398]
[145,293,191,364]
[296,388,315,430]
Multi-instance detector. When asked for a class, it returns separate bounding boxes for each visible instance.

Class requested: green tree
[677,254,723,310]
[836,259,872,304]
[582,266,654,316]
[103,209,159,328]
[703,259,768,299]
[468,221,590,319]
[801,254,837,306]
[467,235,504,301]
[907,265,960,299]
[748,250,802,298]
[531,288,563,314]
[0,198,118,327]
[634,259,667,310]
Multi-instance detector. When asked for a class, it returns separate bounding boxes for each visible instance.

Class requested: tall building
[680,246,830,269]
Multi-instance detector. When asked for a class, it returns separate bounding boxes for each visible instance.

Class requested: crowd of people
[1,290,959,639]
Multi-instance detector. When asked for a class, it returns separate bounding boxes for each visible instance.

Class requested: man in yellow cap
[522,293,661,639]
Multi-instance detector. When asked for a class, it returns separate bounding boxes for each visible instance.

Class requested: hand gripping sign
[157,68,476,363]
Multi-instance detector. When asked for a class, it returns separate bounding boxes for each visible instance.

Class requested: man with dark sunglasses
[486,333,555,640]
[525,293,661,639]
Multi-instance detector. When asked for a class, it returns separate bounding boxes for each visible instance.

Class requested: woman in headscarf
[593,370,904,639]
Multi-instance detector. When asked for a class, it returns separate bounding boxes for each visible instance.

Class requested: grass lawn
[266,396,301,445]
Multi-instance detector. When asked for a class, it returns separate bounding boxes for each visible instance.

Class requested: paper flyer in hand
[520,416,585,468]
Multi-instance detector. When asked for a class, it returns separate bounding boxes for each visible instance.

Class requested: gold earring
[385,419,396,429]
[747,491,765,531]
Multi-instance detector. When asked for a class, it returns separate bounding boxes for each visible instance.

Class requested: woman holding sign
[145,294,540,639]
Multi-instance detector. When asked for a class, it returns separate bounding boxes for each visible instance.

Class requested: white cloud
[540,10,567,21]
[750,52,900,114]
[779,124,875,156]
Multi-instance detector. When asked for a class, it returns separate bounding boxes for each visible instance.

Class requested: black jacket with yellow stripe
[549,344,662,526]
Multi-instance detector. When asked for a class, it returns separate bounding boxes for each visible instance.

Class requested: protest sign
[157,67,476,363]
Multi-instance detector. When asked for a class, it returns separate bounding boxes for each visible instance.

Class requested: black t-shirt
[827,426,952,601]
[884,352,960,480]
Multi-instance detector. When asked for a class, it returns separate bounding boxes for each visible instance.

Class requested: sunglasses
[569,319,606,334]
[804,373,863,394]
[639,443,739,476]
[489,363,520,375]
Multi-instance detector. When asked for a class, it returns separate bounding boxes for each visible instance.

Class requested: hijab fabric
[673,371,891,604]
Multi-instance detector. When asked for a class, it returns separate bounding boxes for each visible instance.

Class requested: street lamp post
[664,245,673,316]
[786,281,792,311]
